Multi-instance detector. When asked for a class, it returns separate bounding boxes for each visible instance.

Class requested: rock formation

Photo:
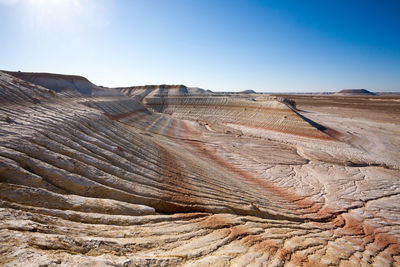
[336,89,376,95]
[0,71,399,266]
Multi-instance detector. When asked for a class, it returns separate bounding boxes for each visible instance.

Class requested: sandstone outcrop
[1,71,399,266]
[2,71,121,96]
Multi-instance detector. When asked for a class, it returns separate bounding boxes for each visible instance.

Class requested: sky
[0,0,399,92]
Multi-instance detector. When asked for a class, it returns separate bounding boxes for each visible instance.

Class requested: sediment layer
[1,71,399,266]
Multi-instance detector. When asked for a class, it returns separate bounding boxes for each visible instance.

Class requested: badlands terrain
[0,71,400,266]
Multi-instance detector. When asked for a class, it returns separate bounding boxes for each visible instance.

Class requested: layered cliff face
[2,71,122,96]
[1,71,400,266]
[118,84,211,102]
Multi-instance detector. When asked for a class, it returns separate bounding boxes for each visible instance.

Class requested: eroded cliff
[1,71,399,266]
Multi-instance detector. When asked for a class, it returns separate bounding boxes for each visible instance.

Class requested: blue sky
[1,0,399,92]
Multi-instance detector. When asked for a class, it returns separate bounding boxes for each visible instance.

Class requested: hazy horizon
[1,0,399,92]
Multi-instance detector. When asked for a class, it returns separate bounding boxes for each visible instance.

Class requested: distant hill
[336,89,376,95]
[239,89,256,94]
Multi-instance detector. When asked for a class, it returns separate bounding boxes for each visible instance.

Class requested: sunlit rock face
[1,71,400,266]
[2,71,122,96]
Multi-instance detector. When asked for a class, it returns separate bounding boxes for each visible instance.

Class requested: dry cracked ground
[1,71,400,266]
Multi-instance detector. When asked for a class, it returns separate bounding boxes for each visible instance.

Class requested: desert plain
[0,71,400,266]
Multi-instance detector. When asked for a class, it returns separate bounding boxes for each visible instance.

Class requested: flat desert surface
[1,71,400,266]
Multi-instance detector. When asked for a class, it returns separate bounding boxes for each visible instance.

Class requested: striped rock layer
[0,71,399,266]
